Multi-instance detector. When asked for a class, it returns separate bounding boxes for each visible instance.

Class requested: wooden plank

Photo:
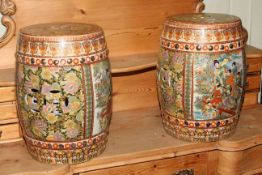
[0,68,15,87]
[217,145,262,175]
[111,53,157,74]
[72,107,262,173]
[246,73,261,91]
[0,0,199,69]
[207,151,219,175]
[0,102,17,121]
[247,57,262,72]
[112,70,158,112]
[217,107,262,151]
[0,123,21,141]
[246,45,262,58]
[0,106,261,174]
[0,86,16,102]
[0,142,70,175]
[80,152,209,175]
[243,91,259,108]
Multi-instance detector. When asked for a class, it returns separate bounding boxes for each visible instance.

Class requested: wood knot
[79,9,86,15]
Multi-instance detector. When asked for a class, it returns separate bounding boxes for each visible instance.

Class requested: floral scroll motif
[196,0,205,13]
[0,0,16,48]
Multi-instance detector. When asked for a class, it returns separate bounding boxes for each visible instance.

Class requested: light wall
[205,0,262,49]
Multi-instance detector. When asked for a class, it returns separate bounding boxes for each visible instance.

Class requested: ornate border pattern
[24,131,107,150]
[16,49,108,66]
[25,131,108,164]
[162,111,238,129]
[161,38,245,52]
[0,0,16,48]
[162,113,239,142]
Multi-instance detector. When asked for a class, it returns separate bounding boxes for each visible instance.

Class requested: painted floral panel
[17,63,85,141]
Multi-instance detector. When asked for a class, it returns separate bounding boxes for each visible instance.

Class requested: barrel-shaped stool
[157,13,247,142]
[16,23,112,164]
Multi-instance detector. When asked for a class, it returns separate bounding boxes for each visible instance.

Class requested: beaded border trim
[162,111,239,129]
[17,49,108,66]
[162,120,238,142]
[24,131,107,150]
[160,38,246,52]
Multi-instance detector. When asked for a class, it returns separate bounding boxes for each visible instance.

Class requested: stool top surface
[20,23,102,37]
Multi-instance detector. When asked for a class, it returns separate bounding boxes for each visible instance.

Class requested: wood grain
[0,106,261,174]
[0,0,200,69]
[0,86,15,102]
[80,152,208,175]
[0,68,15,87]
[243,91,259,108]
[0,123,20,141]
[112,70,158,112]
[246,72,261,91]
[0,141,70,175]
[72,106,262,173]
[0,101,17,121]
[110,53,157,74]
[217,145,262,175]
[247,58,262,73]
[246,45,262,58]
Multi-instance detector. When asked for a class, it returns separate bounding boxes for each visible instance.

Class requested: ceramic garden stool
[157,13,247,142]
[16,23,112,164]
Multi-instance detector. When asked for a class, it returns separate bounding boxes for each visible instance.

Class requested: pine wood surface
[0,106,261,175]
[0,123,20,141]
[242,91,260,109]
[0,102,17,121]
[80,152,210,175]
[0,0,200,69]
[217,145,262,175]
[110,53,158,73]
[246,72,261,91]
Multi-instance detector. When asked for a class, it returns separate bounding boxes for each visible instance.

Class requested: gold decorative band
[161,38,245,53]
[162,111,238,129]
[24,131,107,150]
[162,112,239,142]
[17,35,106,57]
[17,49,108,67]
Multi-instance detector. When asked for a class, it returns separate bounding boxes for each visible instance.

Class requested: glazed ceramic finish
[16,23,112,164]
[157,13,247,142]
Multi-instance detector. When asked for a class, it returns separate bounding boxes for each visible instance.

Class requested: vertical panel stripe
[82,64,94,138]
[184,54,193,119]
[191,57,194,119]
